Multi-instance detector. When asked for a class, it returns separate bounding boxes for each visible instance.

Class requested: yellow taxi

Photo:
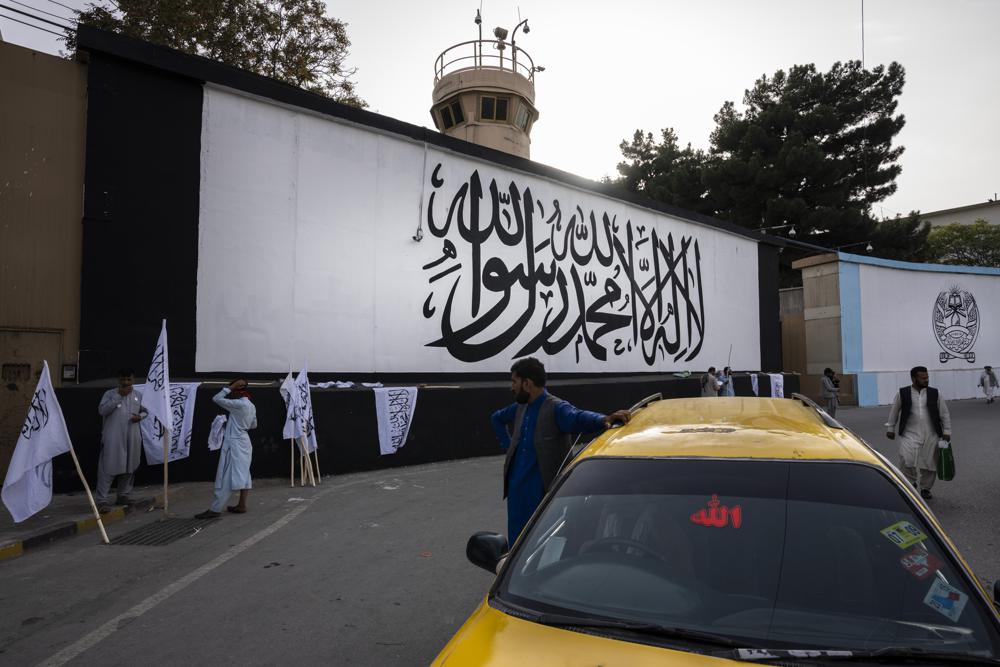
[433,395,1000,665]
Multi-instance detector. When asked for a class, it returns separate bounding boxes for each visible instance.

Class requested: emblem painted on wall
[932,286,979,363]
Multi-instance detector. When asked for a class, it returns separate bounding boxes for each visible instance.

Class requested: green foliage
[612,60,930,259]
[64,0,365,106]
[927,220,1000,267]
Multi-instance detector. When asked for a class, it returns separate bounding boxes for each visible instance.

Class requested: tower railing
[434,39,536,83]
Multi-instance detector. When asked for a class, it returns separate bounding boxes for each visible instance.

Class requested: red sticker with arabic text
[690,495,742,529]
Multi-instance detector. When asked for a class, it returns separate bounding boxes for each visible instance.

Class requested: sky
[3,0,997,218]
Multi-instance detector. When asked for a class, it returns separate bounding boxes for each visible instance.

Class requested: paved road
[0,399,997,665]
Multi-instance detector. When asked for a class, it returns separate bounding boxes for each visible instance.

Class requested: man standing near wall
[979,366,997,404]
[492,357,631,544]
[700,367,721,397]
[885,366,951,500]
[821,368,840,417]
[95,369,148,513]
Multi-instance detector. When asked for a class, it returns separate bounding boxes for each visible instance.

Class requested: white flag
[294,368,318,452]
[374,387,418,456]
[750,373,759,396]
[279,371,303,440]
[145,319,171,433]
[768,373,785,398]
[208,415,227,451]
[2,361,73,523]
[136,382,201,463]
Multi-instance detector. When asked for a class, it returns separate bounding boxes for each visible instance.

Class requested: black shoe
[116,496,132,505]
[920,489,933,500]
[97,504,113,514]
[195,510,221,519]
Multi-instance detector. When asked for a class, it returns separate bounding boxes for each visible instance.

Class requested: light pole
[511,18,529,72]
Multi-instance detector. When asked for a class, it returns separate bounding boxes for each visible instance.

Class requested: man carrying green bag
[886,366,952,500]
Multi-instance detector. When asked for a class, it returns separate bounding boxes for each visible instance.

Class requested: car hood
[432,600,742,666]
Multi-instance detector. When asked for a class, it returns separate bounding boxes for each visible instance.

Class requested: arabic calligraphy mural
[932,286,980,364]
[421,165,706,367]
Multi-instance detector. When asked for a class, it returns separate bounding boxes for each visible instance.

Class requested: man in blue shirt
[491,357,631,544]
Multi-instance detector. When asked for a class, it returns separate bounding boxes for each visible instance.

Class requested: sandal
[227,506,247,514]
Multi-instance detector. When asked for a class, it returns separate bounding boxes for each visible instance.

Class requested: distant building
[921,200,1000,227]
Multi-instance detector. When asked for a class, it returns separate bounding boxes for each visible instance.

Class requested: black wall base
[53,374,800,493]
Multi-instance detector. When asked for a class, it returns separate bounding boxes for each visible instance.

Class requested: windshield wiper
[535,612,744,648]
[725,646,1000,664]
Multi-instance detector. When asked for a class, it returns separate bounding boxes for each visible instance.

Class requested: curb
[0,495,162,563]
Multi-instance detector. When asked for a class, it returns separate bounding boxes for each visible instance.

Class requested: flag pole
[162,432,169,515]
[67,445,109,545]
[312,446,321,484]
[299,437,316,486]
[290,439,295,487]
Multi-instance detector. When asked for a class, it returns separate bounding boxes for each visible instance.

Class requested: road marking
[36,477,371,667]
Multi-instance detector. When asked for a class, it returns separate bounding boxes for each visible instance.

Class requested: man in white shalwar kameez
[196,379,256,518]
[96,370,149,512]
[979,366,998,404]
[885,366,951,500]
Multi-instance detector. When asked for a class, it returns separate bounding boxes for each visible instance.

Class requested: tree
[65,0,365,106]
[612,61,930,260]
[615,129,713,216]
[927,221,1000,267]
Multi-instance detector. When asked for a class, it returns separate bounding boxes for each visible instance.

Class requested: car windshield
[497,459,1000,657]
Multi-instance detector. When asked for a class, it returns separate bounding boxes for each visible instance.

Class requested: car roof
[577,397,885,466]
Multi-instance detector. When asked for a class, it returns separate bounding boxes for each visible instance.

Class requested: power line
[0,11,65,36]
[0,2,72,30]
[8,0,73,23]
[43,0,77,11]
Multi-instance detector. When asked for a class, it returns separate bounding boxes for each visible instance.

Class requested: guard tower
[431,12,542,159]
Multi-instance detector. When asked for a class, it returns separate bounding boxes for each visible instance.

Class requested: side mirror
[466,531,508,574]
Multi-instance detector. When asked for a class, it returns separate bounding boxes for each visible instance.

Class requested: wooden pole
[67,445,109,544]
[299,437,316,486]
[312,445,321,484]
[290,439,295,487]
[162,431,169,515]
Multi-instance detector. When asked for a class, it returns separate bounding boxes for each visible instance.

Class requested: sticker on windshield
[923,579,968,622]
[880,520,927,549]
[690,494,742,529]
[900,549,943,581]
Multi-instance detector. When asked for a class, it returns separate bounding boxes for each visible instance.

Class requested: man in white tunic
[197,379,256,518]
[885,366,951,500]
[979,366,997,404]
[96,369,148,512]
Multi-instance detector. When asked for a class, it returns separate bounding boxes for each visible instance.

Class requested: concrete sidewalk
[0,483,169,561]
[0,475,331,562]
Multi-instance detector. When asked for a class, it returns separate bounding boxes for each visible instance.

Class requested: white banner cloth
[144,319,172,433]
[374,387,418,456]
[208,414,227,451]
[750,373,759,396]
[2,361,73,523]
[768,373,785,398]
[136,382,201,464]
[294,368,318,452]
[279,371,302,441]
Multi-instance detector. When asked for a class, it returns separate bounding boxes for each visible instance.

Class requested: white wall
[857,262,1000,403]
[196,86,762,374]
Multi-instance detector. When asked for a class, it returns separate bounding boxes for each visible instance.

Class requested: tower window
[480,95,510,122]
[514,104,531,130]
[438,98,465,130]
